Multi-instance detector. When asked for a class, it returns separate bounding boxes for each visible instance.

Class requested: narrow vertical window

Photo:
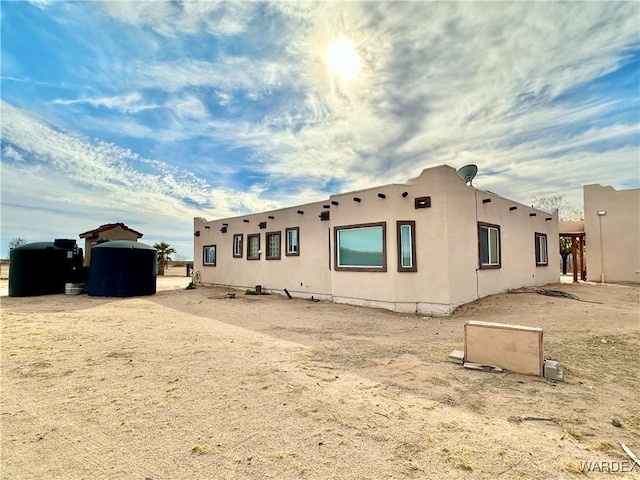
[266,231,281,260]
[285,227,299,256]
[203,245,216,266]
[233,234,243,258]
[478,222,501,269]
[247,234,260,260]
[396,221,417,272]
[535,233,548,266]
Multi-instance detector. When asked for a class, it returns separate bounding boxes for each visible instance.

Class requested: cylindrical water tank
[87,241,157,297]
[9,240,82,297]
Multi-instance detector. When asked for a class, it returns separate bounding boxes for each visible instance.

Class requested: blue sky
[1,1,638,259]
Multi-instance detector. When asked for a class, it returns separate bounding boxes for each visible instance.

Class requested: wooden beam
[579,234,586,281]
[571,237,578,283]
[464,321,544,376]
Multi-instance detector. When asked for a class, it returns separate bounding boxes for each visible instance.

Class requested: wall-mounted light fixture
[194,231,200,236]
[415,196,431,209]
[597,210,606,216]
[353,197,361,202]
[220,226,227,233]
[482,198,491,204]
[377,193,386,199]
[319,211,330,221]
[258,221,267,229]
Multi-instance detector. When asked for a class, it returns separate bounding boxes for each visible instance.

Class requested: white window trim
[203,245,216,266]
[478,222,501,269]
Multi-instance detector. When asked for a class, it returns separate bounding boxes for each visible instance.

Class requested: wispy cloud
[52,92,158,114]
[102,1,258,37]
[1,1,638,257]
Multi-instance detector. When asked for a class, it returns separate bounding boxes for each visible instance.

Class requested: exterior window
[266,231,281,260]
[478,222,501,269]
[247,234,260,260]
[203,245,216,266]
[233,234,243,258]
[535,233,548,266]
[285,227,299,256]
[334,222,387,272]
[397,221,417,272]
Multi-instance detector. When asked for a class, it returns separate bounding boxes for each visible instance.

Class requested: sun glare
[326,38,359,81]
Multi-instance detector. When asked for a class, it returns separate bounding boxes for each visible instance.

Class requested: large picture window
[203,245,216,266]
[396,221,417,272]
[535,233,548,266]
[285,227,299,256]
[478,222,501,269]
[266,231,281,260]
[247,234,260,260]
[334,222,387,272]
[233,234,243,258]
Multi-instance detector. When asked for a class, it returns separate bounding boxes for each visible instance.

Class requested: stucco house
[584,184,639,283]
[193,165,559,315]
[79,223,143,266]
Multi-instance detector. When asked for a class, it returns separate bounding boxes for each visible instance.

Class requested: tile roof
[79,223,143,239]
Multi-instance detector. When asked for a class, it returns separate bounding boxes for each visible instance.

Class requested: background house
[584,184,640,283]
[79,223,143,266]
[194,165,559,315]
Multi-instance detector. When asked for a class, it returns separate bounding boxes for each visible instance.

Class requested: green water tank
[87,241,157,297]
[9,240,83,297]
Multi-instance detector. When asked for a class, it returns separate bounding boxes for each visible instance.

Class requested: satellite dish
[457,164,478,186]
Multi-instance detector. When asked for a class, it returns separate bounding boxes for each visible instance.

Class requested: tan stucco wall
[194,200,332,297]
[83,227,141,266]
[194,164,559,314]
[584,184,640,283]
[328,167,451,313]
[441,167,559,308]
[559,221,584,234]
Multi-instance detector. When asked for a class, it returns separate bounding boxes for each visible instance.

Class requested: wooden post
[579,235,585,281]
[572,236,578,283]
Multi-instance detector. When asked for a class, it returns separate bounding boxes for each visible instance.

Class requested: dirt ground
[1,270,638,479]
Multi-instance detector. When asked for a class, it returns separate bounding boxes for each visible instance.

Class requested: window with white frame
[247,234,260,260]
[285,227,299,256]
[266,231,281,260]
[203,245,216,266]
[535,233,548,266]
[335,222,387,272]
[397,221,417,272]
[233,234,243,258]
[478,222,501,269]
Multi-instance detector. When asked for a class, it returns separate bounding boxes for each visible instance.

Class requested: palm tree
[154,242,176,276]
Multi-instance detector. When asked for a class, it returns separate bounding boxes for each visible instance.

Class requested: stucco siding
[193,164,560,314]
[584,184,640,283]
[328,168,451,310]
[194,201,332,297]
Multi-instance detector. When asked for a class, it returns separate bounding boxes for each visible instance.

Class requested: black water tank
[87,241,157,297]
[9,241,83,297]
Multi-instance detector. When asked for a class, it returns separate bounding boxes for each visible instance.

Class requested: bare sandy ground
[1,273,638,479]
